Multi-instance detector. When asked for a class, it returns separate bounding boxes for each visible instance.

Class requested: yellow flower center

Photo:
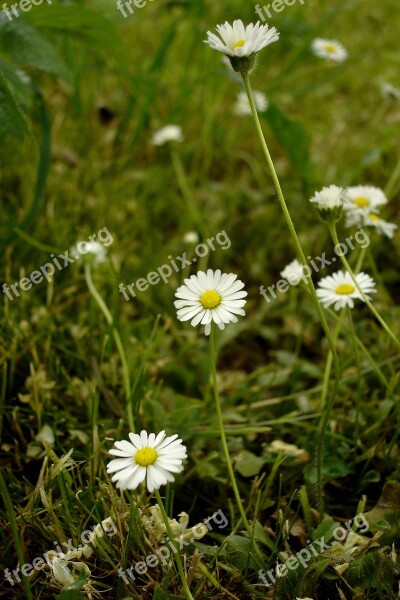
[354,196,370,208]
[324,43,337,53]
[232,39,246,51]
[369,214,380,222]
[135,447,157,466]
[335,284,355,295]
[200,290,222,309]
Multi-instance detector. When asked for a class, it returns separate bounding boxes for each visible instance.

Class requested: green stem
[0,471,33,599]
[154,489,194,600]
[385,154,400,199]
[243,72,341,520]
[84,263,134,431]
[209,326,267,562]
[347,308,362,442]
[320,309,346,410]
[329,223,400,349]
[171,149,208,239]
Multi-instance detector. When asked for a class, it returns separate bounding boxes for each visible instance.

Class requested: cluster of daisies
[107,18,395,496]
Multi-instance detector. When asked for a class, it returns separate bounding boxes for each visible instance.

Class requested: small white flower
[280,259,306,286]
[183,231,199,244]
[107,430,187,492]
[309,185,344,211]
[84,241,108,265]
[380,83,400,101]
[234,90,269,116]
[311,38,348,62]
[316,270,376,311]
[363,214,398,239]
[36,424,55,446]
[205,19,279,58]
[152,125,183,146]
[343,185,388,224]
[174,269,247,336]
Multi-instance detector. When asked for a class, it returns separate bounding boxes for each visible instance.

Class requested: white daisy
[280,259,306,286]
[311,38,348,62]
[205,19,279,58]
[174,269,247,336]
[309,185,344,211]
[152,125,183,146]
[380,83,400,101]
[183,231,199,244]
[85,241,108,265]
[363,214,398,239]
[234,90,269,116]
[343,185,388,225]
[316,270,376,311]
[107,430,187,492]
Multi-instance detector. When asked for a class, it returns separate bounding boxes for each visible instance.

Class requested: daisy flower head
[380,83,400,101]
[234,90,269,116]
[107,430,187,492]
[311,38,348,62]
[309,185,344,222]
[174,269,247,336]
[205,19,279,74]
[280,259,306,286]
[152,125,183,146]
[316,270,376,311]
[363,214,398,239]
[343,185,388,225]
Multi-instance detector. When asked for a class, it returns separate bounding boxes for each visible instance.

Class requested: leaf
[0,17,70,80]
[55,572,87,599]
[0,68,32,140]
[235,450,266,477]
[224,534,258,570]
[0,57,33,110]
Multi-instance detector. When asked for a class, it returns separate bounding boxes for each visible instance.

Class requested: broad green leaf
[0,17,70,80]
[0,68,32,140]
[235,450,266,477]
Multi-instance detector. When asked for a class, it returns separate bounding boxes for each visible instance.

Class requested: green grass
[1,0,400,598]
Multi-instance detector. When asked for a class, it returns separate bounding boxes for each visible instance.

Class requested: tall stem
[154,489,194,600]
[242,72,341,519]
[329,223,400,349]
[84,264,134,431]
[209,326,266,561]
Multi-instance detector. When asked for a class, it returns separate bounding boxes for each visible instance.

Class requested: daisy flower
[234,90,269,116]
[343,185,388,224]
[316,270,376,311]
[85,241,108,265]
[309,185,343,221]
[174,269,247,336]
[152,125,183,146]
[107,430,187,492]
[205,20,279,72]
[280,259,306,286]
[363,214,398,239]
[380,83,400,101]
[311,38,348,62]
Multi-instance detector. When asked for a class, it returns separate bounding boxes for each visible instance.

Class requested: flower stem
[329,223,400,349]
[154,489,194,600]
[84,263,134,431]
[209,326,268,562]
[242,72,341,519]
[347,308,362,442]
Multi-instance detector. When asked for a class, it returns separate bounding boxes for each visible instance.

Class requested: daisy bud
[309,185,344,223]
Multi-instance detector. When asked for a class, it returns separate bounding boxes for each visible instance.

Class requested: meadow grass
[1,0,400,598]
